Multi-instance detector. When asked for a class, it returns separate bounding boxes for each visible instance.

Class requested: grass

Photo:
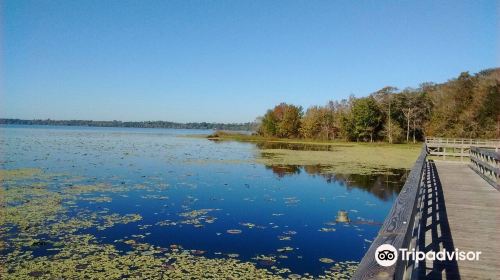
[205,131,423,175]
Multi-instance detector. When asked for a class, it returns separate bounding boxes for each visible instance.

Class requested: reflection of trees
[328,171,407,201]
[264,165,301,177]
[207,138,223,143]
[266,164,408,201]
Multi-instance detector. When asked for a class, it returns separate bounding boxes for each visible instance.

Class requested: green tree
[276,103,303,138]
[258,110,278,136]
[300,106,323,139]
[258,103,303,138]
[372,86,398,143]
[256,68,500,141]
[425,69,500,138]
[300,105,336,139]
[351,97,383,142]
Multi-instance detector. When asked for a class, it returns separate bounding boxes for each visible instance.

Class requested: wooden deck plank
[434,161,500,280]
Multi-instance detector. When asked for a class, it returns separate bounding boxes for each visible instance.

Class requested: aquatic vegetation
[324,261,359,279]
[276,246,294,253]
[176,209,219,227]
[98,213,142,230]
[0,168,42,181]
[155,219,177,227]
[318,228,336,232]
[240,222,256,228]
[1,126,401,279]
[63,183,113,194]
[0,170,299,279]
[252,255,277,266]
[239,222,265,229]
[1,187,65,235]
[81,196,112,203]
[140,194,169,200]
[278,235,292,241]
[256,144,420,175]
[5,233,289,280]
[319,258,335,264]
[0,167,359,279]
[179,208,216,218]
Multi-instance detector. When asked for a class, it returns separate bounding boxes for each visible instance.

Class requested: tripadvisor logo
[374,244,482,267]
[375,244,398,267]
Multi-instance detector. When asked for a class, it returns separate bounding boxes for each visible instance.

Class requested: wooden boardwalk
[419,161,500,279]
[353,142,500,280]
[354,139,500,279]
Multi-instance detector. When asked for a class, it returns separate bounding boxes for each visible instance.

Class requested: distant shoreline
[0,118,255,131]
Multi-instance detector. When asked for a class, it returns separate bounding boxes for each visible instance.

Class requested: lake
[0,125,407,279]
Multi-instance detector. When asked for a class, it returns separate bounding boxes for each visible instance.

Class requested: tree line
[0,119,255,131]
[258,68,500,142]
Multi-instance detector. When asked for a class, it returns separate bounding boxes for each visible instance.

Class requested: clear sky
[2,0,498,123]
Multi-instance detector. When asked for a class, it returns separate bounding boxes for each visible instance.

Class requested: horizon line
[0,118,255,125]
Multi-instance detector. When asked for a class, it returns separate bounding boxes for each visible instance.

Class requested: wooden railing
[354,140,499,279]
[469,147,500,190]
[426,137,500,160]
[426,137,500,147]
[352,146,428,280]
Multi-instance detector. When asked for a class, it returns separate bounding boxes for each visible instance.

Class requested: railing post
[461,139,464,162]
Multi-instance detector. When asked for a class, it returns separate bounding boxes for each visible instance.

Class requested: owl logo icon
[375,244,398,267]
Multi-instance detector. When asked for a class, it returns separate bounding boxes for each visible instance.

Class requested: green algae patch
[5,230,357,279]
[63,183,113,194]
[1,168,358,279]
[0,168,43,181]
[256,144,421,175]
[98,213,142,230]
[319,257,335,264]
[201,133,422,174]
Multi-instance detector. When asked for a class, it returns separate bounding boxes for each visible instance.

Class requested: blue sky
[2,0,498,123]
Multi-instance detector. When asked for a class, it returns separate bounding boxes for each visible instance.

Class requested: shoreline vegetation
[254,69,499,143]
[0,119,255,131]
[206,131,421,175]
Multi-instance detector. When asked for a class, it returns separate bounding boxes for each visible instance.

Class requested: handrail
[425,137,500,160]
[352,145,428,279]
[426,137,500,143]
[469,147,500,190]
[425,137,500,146]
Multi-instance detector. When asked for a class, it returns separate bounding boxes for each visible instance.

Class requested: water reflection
[264,164,407,201]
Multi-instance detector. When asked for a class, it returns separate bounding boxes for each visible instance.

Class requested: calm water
[0,125,406,276]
